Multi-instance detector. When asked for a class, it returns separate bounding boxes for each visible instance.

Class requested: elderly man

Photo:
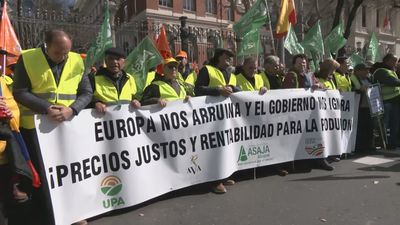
[13,29,92,225]
[260,55,285,90]
[90,47,140,113]
[141,58,188,107]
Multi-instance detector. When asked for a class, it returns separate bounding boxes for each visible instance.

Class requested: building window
[361,6,366,27]
[159,0,172,7]
[206,0,217,14]
[184,0,196,11]
[376,9,380,27]
[227,7,234,21]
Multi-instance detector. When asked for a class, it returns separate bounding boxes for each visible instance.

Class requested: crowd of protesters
[0,29,397,225]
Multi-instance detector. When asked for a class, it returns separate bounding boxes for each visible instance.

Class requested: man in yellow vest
[236,57,267,94]
[373,53,400,150]
[141,58,188,106]
[195,48,239,97]
[333,56,352,92]
[315,59,340,90]
[13,29,93,225]
[194,48,238,194]
[91,47,140,113]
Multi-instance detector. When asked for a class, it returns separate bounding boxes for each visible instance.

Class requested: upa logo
[187,155,202,174]
[101,176,125,208]
[304,138,324,156]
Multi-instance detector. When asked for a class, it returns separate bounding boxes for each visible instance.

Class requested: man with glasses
[141,58,188,107]
[13,29,93,225]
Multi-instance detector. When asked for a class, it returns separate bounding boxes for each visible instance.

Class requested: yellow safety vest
[185,71,197,86]
[145,71,184,88]
[205,65,236,87]
[333,72,351,92]
[145,71,156,89]
[20,48,84,129]
[259,72,271,89]
[318,78,337,90]
[0,76,20,164]
[350,74,362,90]
[236,73,264,91]
[152,80,186,101]
[94,72,137,105]
[376,68,400,101]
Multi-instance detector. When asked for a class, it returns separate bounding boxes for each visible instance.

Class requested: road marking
[353,156,396,166]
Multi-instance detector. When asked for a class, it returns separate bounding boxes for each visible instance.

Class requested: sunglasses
[167,64,177,69]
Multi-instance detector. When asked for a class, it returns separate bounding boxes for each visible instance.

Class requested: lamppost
[179,16,189,53]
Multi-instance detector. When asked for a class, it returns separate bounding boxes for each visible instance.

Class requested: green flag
[325,21,347,55]
[366,32,380,63]
[233,0,270,37]
[284,25,304,55]
[237,29,262,56]
[301,20,324,56]
[124,36,163,95]
[84,3,113,71]
[349,52,365,67]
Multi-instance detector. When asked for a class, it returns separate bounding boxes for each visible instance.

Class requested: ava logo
[187,155,202,174]
[305,144,325,156]
[101,176,125,208]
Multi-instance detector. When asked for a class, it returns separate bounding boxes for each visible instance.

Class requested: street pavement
[89,150,400,225]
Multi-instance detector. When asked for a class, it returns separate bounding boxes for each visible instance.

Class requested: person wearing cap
[373,53,400,149]
[332,56,352,92]
[13,29,92,225]
[175,50,191,80]
[141,58,188,107]
[194,48,239,97]
[351,63,375,153]
[194,48,238,194]
[90,47,140,113]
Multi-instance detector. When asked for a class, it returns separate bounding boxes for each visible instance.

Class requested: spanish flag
[275,0,297,38]
[0,2,22,69]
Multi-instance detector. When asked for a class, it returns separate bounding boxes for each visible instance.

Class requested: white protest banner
[34,89,357,225]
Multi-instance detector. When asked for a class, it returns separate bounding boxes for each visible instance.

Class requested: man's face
[47,36,72,64]
[176,56,187,70]
[105,54,125,75]
[294,57,307,73]
[355,69,369,78]
[163,62,178,79]
[265,59,280,74]
[218,53,233,69]
[243,60,257,78]
[340,60,350,73]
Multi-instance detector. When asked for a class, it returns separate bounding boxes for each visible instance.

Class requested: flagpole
[266,0,276,53]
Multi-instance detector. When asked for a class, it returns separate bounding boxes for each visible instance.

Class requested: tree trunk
[338,0,364,56]
[332,0,345,30]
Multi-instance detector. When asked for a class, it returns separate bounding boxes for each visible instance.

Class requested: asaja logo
[101,176,122,196]
[101,176,125,208]
[238,144,271,165]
